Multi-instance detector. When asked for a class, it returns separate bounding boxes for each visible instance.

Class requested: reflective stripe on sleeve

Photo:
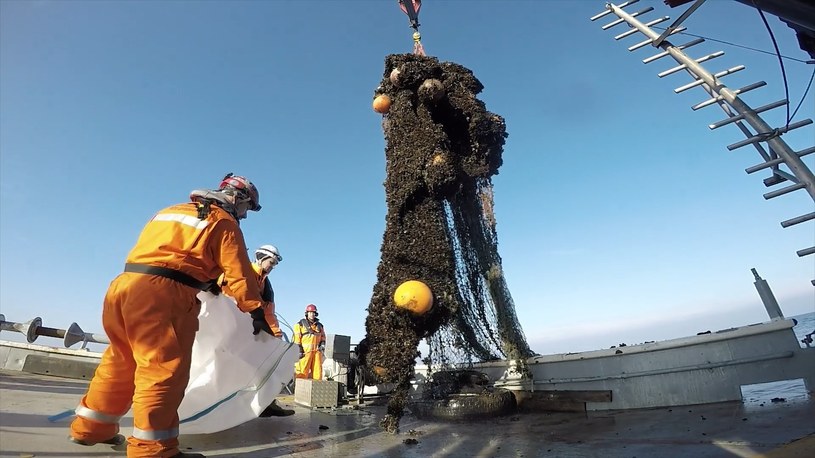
[132,426,179,441]
[74,405,123,424]
[152,213,209,229]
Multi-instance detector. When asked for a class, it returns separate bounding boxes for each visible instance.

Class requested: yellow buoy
[393,280,433,315]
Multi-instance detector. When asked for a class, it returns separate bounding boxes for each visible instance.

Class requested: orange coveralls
[70,203,264,458]
[293,318,325,379]
[220,262,282,336]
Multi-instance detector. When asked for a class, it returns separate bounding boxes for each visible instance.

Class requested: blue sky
[1,0,813,355]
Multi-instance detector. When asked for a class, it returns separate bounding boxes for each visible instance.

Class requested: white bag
[177,292,299,434]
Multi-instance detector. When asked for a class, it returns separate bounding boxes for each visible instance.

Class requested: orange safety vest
[293,319,325,352]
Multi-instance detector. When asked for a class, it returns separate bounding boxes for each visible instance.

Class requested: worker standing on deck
[220,244,284,338]
[293,304,326,379]
[220,243,294,417]
[69,174,274,458]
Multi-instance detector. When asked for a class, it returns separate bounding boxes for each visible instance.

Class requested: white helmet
[255,244,282,263]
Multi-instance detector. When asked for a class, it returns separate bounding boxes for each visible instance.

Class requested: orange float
[372,94,392,114]
[373,366,389,378]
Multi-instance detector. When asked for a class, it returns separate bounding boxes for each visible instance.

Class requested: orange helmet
[305,304,318,315]
[220,173,261,211]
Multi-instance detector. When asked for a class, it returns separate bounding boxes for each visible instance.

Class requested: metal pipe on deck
[0,314,109,349]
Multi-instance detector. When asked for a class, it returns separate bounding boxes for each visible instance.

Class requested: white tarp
[177,292,299,434]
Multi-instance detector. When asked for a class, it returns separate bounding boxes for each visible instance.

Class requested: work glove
[204,281,222,296]
[250,308,274,336]
[298,345,305,359]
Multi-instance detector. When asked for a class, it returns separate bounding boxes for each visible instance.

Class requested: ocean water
[789,311,815,349]
[739,311,815,405]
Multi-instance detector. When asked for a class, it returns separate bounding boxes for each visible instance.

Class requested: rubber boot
[68,434,126,446]
[259,400,295,417]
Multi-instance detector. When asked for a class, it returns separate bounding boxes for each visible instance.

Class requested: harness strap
[298,318,323,335]
[261,277,274,303]
[124,263,215,291]
[196,200,212,219]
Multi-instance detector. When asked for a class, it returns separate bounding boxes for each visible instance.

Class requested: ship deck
[1,370,814,458]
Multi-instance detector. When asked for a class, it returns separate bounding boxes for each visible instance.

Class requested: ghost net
[362,54,534,433]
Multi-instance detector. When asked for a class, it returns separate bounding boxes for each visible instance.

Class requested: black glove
[250,308,274,336]
[204,281,222,296]
[298,345,305,359]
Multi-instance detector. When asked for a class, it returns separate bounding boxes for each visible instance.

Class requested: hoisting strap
[399,0,421,29]
[124,263,216,291]
[298,319,324,335]
[413,31,426,56]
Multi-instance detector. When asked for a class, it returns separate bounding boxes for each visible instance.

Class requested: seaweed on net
[361,54,535,433]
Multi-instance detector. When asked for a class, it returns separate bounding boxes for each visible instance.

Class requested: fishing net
[361,54,534,432]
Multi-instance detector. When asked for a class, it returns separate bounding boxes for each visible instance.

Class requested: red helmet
[305,304,318,314]
[220,173,261,211]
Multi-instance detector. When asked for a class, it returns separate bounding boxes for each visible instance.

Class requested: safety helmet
[219,173,261,212]
[255,244,283,263]
[305,304,318,315]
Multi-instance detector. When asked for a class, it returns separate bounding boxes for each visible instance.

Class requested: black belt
[124,263,215,291]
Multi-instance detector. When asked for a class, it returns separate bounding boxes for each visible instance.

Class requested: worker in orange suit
[293,304,326,379]
[219,244,284,338]
[69,173,274,458]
